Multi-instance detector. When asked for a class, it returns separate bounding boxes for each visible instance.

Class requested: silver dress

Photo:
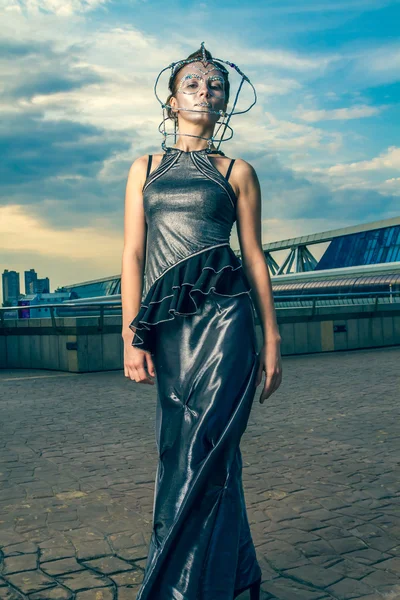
[130,147,262,600]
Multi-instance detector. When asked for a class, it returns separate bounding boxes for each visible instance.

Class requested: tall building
[2,270,20,306]
[25,268,38,294]
[36,278,50,293]
[24,270,50,294]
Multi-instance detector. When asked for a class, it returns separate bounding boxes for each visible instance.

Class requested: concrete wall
[1,304,400,372]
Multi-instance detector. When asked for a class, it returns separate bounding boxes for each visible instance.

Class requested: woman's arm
[121,156,148,340]
[233,159,282,402]
[121,156,156,384]
[234,159,280,343]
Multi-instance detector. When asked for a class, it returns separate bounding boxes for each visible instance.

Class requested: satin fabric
[141,148,238,299]
[136,291,262,600]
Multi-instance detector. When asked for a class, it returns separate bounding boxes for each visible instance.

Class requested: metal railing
[1,290,399,330]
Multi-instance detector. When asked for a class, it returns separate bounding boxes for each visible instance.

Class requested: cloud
[295,104,386,122]
[0,115,132,187]
[303,146,400,176]
[355,42,400,79]
[238,149,399,225]
[256,79,302,97]
[0,204,123,263]
[232,108,343,154]
[1,0,108,16]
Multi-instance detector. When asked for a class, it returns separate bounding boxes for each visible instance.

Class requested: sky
[1,0,400,302]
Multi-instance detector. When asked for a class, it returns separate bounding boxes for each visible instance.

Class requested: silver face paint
[177,73,203,95]
[153,41,258,153]
[190,63,226,76]
[177,72,226,97]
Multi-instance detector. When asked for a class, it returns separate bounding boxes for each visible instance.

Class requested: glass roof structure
[315,224,400,270]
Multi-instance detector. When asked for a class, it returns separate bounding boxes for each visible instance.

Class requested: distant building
[18,292,70,319]
[25,269,50,294]
[60,276,121,299]
[25,269,38,294]
[35,278,50,293]
[2,269,20,306]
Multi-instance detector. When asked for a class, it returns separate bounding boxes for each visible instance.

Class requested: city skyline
[1,0,400,304]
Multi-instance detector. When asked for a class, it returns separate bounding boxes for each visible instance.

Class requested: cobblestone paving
[0,345,399,600]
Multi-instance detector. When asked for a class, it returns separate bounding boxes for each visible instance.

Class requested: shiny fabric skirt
[136,291,262,600]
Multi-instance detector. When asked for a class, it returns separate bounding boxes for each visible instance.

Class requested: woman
[121,44,282,600]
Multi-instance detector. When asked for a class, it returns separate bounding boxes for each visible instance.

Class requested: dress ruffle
[129,245,251,354]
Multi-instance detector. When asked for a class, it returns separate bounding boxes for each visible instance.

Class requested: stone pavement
[0,345,399,600]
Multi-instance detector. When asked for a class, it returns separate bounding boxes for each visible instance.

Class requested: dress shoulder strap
[146,155,153,179]
[225,159,235,182]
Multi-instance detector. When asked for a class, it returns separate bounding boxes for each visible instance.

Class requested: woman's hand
[255,337,283,403]
[124,340,156,384]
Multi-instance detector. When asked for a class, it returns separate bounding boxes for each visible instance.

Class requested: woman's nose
[198,84,210,97]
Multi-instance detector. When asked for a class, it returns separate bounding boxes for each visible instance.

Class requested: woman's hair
[165,46,230,124]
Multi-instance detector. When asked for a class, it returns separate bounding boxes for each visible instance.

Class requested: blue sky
[1,0,400,302]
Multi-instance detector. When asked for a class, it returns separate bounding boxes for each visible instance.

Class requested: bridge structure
[232,215,400,275]
[2,215,400,371]
[51,216,400,301]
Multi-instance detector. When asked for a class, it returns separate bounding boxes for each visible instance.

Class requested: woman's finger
[260,370,279,403]
[145,352,156,378]
[136,364,155,384]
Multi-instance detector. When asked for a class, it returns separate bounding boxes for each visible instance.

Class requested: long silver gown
[129,147,262,600]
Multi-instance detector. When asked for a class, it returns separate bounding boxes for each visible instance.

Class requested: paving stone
[0,585,25,599]
[259,539,308,570]
[284,563,343,588]
[55,571,113,592]
[106,533,136,552]
[110,569,143,586]
[325,576,376,599]
[2,542,38,556]
[366,536,399,553]
[39,547,75,562]
[3,554,37,574]
[346,548,393,565]
[117,587,141,600]
[29,587,73,599]
[82,556,133,575]
[0,532,25,547]
[3,570,56,594]
[261,577,328,600]
[74,589,114,600]
[73,540,113,560]
[316,526,353,541]
[373,556,400,574]
[329,537,368,555]
[360,570,400,587]
[273,528,319,545]
[325,557,374,580]
[41,557,85,576]
[295,539,335,557]
[116,547,147,562]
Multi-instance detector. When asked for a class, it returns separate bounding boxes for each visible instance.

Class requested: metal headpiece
[153,42,257,154]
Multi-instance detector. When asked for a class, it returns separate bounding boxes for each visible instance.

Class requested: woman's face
[170,61,227,126]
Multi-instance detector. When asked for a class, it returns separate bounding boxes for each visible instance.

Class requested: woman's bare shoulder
[230,157,256,174]
[129,154,149,171]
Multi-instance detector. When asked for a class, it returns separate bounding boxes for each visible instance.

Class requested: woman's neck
[173,139,218,153]
[173,129,217,153]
